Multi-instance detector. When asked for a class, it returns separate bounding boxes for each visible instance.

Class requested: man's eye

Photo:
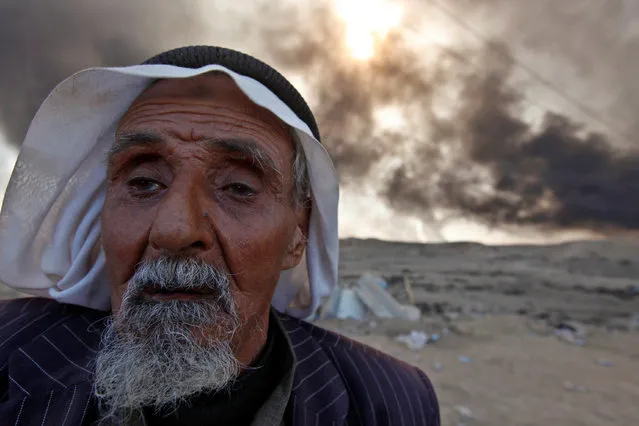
[127,177,164,194]
[225,183,255,198]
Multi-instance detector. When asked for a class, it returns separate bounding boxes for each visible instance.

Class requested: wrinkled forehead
[118,71,292,139]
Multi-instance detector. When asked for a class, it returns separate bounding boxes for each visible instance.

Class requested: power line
[424,0,632,144]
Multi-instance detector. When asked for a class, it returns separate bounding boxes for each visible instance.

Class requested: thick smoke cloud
[2,0,638,233]
[260,2,639,232]
[0,0,218,145]
[455,0,639,140]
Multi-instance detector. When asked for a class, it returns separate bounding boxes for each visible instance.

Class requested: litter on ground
[319,273,421,321]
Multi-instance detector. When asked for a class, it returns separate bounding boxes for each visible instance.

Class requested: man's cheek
[102,208,151,281]
[231,229,292,295]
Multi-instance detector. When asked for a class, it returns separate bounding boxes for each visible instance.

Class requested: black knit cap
[142,45,321,141]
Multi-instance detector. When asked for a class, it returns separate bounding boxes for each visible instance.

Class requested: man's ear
[281,206,310,271]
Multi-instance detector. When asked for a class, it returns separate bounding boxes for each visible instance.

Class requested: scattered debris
[555,329,585,346]
[396,330,430,350]
[319,273,421,321]
[399,305,422,321]
[355,274,421,321]
[555,321,587,346]
[458,356,473,364]
[563,380,588,393]
[320,287,367,321]
[336,289,367,320]
[595,358,614,367]
[455,405,474,419]
[557,321,587,336]
[358,272,388,289]
[395,329,445,350]
[433,362,443,372]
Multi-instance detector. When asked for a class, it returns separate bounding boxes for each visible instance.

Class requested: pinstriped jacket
[0,298,440,425]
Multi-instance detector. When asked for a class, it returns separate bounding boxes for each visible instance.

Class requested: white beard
[93,257,243,425]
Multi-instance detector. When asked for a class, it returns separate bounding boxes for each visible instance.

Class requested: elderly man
[0,46,439,425]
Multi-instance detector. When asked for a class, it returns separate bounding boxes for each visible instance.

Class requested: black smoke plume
[260,3,639,232]
[2,0,638,233]
[0,0,217,145]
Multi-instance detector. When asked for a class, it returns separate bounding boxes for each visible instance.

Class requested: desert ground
[2,238,638,425]
[321,238,639,426]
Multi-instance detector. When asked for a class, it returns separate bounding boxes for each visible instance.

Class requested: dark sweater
[143,313,293,426]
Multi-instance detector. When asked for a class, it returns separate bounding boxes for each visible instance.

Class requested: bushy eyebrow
[209,138,283,182]
[107,130,283,188]
[107,131,164,167]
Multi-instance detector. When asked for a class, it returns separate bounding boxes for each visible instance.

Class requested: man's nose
[148,183,213,254]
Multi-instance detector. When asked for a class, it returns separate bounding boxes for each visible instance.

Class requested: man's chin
[95,312,242,423]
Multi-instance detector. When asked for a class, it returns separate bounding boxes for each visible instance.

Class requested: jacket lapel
[3,307,107,425]
[278,314,349,426]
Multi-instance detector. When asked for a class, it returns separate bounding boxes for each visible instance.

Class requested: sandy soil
[328,238,639,425]
[2,238,638,425]
[317,316,639,426]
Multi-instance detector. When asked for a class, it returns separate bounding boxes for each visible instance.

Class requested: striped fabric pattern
[0,298,440,425]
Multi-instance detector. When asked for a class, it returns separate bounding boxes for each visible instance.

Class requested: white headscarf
[0,64,339,319]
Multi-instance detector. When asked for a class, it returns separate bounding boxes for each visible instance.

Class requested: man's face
[101,72,307,361]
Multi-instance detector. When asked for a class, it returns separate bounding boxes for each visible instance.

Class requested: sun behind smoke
[333,0,404,60]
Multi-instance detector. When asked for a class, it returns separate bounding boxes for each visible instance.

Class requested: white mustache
[127,256,235,313]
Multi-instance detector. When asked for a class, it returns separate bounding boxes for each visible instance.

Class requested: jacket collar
[276,313,349,425]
